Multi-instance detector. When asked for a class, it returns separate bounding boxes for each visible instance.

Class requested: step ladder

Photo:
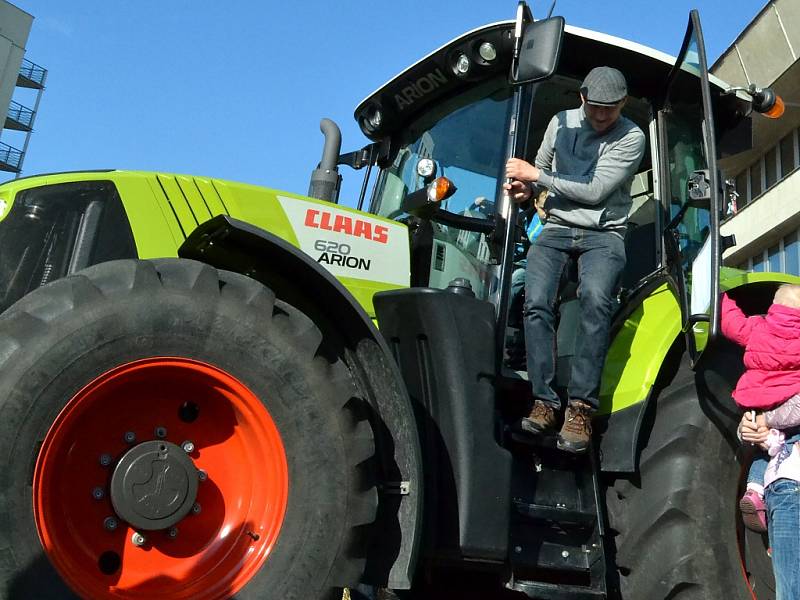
[505,433,608,599]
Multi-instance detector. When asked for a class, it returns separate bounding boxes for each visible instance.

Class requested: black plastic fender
[179,215,422,589]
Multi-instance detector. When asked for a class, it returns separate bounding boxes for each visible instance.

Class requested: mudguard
[600,271,800,473]
[179,215,423,589]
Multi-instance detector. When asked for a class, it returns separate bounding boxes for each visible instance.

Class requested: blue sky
[4,1,765,207]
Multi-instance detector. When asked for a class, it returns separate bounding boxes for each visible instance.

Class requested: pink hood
[721,294,800,409]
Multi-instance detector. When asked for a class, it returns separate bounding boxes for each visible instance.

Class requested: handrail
[6,100,34,127]
[19,58,47,86]
[0,142,23,170]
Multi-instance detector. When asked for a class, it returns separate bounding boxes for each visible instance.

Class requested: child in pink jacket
[722,284,800,532]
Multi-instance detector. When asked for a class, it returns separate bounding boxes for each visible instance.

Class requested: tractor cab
[352,6,762,390]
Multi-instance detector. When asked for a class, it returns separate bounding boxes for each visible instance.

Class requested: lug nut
[99,453,112,467]
[131,532,147,547]
[92,487,105,500]
[124,431,136,444]
[181,440,195,454]
[167,527,179,539]
[198,469,208,482]
[103,517,118,531]
[191,503,201,515]
[154,426,167,439]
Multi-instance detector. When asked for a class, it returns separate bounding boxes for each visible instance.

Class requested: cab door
[658,10,722,363]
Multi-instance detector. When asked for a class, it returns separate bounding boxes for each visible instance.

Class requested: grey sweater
[534,106,646,235]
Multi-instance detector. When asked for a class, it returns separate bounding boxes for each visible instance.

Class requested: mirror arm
[430,210,496,235]
[337,143,380,171]
[687,313,710,325]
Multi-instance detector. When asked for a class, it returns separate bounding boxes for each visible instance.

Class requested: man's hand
[503,179,532,204]
[739,411,769,449]
[506,158,540,182]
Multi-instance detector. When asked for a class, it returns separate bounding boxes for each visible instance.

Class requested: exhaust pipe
[308,118,342,203]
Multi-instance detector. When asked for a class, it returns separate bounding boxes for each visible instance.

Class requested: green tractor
[0,4,790,599]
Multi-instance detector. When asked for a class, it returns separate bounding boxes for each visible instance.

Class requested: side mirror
[510,16,565,85]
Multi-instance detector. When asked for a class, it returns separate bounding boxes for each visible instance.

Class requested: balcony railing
[0,141,23,172]
[5,100,34,130]
[17,58,47,89]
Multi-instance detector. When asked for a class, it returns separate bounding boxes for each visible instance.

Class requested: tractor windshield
[0,180,137,314]
[370,77,513,298]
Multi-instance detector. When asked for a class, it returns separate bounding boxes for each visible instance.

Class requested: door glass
[660,11,720,349]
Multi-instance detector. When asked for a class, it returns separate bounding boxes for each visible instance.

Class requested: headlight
[478,42,497,62]
[416,158,436,179]
[453,53,471,76]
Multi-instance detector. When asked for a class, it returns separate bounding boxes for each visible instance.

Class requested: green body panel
[601,269,800,417]
[720,267,800,289]
[600,283,682,416]
[0,171,410,317]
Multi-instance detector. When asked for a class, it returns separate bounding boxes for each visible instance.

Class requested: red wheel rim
[33,357,289,600]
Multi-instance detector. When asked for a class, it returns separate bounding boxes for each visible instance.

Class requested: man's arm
[765,395,800,430]
[536,129,645,205]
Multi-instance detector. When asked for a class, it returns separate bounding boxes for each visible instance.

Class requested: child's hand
[740,411,769,448]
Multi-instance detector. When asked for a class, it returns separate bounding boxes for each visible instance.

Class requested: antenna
[546,1,557,18]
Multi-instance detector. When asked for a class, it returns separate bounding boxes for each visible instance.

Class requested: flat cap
[581,66,627,105]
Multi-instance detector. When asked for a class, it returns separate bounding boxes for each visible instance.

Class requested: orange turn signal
[764,94,785,119]
[427,177,457,202]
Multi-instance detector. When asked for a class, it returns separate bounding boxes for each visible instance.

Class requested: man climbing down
[504,66,646,453]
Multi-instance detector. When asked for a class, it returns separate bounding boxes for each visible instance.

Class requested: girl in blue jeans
[741,412,800,599]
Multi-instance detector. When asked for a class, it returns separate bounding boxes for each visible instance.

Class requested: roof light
[367,107,382,129]
[478,42,497,62]
[453,53,471,77]
[750,85,785,119]
[359,105,383,135]
[763,94,785,119]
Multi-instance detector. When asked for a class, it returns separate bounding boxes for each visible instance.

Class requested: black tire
[606,343,774,599]
[0,258,377,600]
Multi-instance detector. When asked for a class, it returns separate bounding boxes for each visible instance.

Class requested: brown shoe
[521,400,558,435]
[557,401,593,454]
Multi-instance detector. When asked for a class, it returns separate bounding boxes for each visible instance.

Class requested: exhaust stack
[308,118,342,203]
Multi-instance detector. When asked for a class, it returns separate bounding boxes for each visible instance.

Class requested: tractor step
[507,579,607,600]
[513,499,596,528]
[507,440,607,599]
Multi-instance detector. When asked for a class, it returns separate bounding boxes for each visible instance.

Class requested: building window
[750,159,762,199]
[735,171,748,206]
[780,131,797,178]
[753,252,765,272]
[769,244,781,272]
[766,147,778,190]
[786,232,799,276]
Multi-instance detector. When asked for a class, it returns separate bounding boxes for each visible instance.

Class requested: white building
[714,0,800,273]
[0,0,45,176]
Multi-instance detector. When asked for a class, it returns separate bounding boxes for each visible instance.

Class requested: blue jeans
[522,226,625,410]
[749,454,768,487]
[766,479,800,600]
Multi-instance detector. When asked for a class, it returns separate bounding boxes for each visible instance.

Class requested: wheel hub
[110,440,199,531]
